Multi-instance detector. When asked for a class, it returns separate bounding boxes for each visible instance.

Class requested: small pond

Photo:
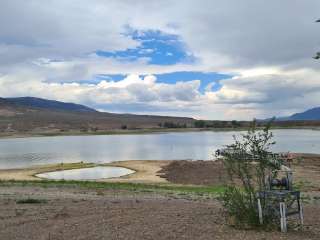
[36,166,135,180]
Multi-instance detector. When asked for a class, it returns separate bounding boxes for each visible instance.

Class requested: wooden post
[283,202,287,232]
[298,198,304,225]
[257,197,263,224]
[280,202,284,231]
[280,202,287,232]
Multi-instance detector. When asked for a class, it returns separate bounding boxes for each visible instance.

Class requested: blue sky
[96,71,230,93]
[1,1,319,120]
[95,30,231,94]
[96,30,195,65]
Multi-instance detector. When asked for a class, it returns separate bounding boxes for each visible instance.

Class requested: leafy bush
[220,186,259,226]
[218,120,282,227]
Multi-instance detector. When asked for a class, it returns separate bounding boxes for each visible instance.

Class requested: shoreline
[1,153,320,191]
[0,155,320,238]
[1,126,320,139]
[0,160,171,184]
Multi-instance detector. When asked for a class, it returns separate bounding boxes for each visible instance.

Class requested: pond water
[0,129,319,169]
[36,166,135,180]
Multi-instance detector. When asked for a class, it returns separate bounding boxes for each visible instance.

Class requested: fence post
[280,202,287,232]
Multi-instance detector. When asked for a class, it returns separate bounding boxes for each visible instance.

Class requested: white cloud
[1,0,320,119]
[1,66,320,120]
[0,72,201,111]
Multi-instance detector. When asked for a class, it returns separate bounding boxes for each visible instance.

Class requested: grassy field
[0,179,225,196]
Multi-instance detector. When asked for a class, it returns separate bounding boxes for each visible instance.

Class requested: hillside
[4,97,97,113]
[1,97,320,136]
[0,97,194,135]
[288,107,320,120]
[276,107,320,121]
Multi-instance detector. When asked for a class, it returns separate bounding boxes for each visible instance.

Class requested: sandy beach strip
[0,160,170,183]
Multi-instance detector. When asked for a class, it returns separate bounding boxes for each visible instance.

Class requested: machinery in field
[216,149,304,232]
[257,154,303,232]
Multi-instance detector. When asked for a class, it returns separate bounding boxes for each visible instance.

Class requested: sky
[0,0,320,120]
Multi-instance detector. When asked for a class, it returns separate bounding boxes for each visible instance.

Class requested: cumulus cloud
[1,0,320,119]
[0,72,202,113]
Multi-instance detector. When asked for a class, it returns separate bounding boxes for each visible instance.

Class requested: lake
[0,129,319,169]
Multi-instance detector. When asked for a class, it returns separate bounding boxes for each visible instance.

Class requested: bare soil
[0,186,319,240]
[0,154,320,239]
[158,160,229,186]
[159,154,320,191]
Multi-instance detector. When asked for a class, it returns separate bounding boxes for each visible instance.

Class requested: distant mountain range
[275,107,320,121]
[2,97,97,113]
[1,97,320,136]
[0,97,194,134]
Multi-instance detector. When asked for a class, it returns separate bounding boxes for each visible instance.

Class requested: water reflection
[0,129,319,169]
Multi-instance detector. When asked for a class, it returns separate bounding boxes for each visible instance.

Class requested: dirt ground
[158,159,229,186]
[159,154,320,191]
[0,186,320,240]
[0,154,320,239]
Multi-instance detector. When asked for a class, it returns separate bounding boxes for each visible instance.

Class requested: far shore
[1,125,320,139]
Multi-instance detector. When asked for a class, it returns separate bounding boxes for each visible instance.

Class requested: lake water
[0,129,319,169]
[36,166,135,180]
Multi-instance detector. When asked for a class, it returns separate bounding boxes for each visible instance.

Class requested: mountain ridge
[275,106,320,121]
[2,97,97,113]
[0,96,195,133]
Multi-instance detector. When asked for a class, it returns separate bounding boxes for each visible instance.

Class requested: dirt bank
[159,154,320,191]
[158,160,229,186]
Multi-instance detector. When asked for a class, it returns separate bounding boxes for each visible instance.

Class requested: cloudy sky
[1,0,320,120]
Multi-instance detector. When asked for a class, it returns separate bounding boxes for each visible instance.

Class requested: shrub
[194,120,206,128]
[220,186,258,226]
[218,120,282,227]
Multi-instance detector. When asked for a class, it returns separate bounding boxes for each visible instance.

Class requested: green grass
[0,179,225,196]
[293,180,317,191]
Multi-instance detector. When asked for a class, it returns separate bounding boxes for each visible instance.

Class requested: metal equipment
[257,158,303,232]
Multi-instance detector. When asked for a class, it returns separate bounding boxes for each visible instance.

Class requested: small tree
[194,120,206,128]
[219,120,282,227]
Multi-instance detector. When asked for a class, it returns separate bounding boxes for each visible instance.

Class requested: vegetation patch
[0,180,224,197]
[218,120,284,228]
[16,198,48,204]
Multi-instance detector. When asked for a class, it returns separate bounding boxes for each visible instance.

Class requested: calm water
[0,129,319,169]
[36,166,135,180]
